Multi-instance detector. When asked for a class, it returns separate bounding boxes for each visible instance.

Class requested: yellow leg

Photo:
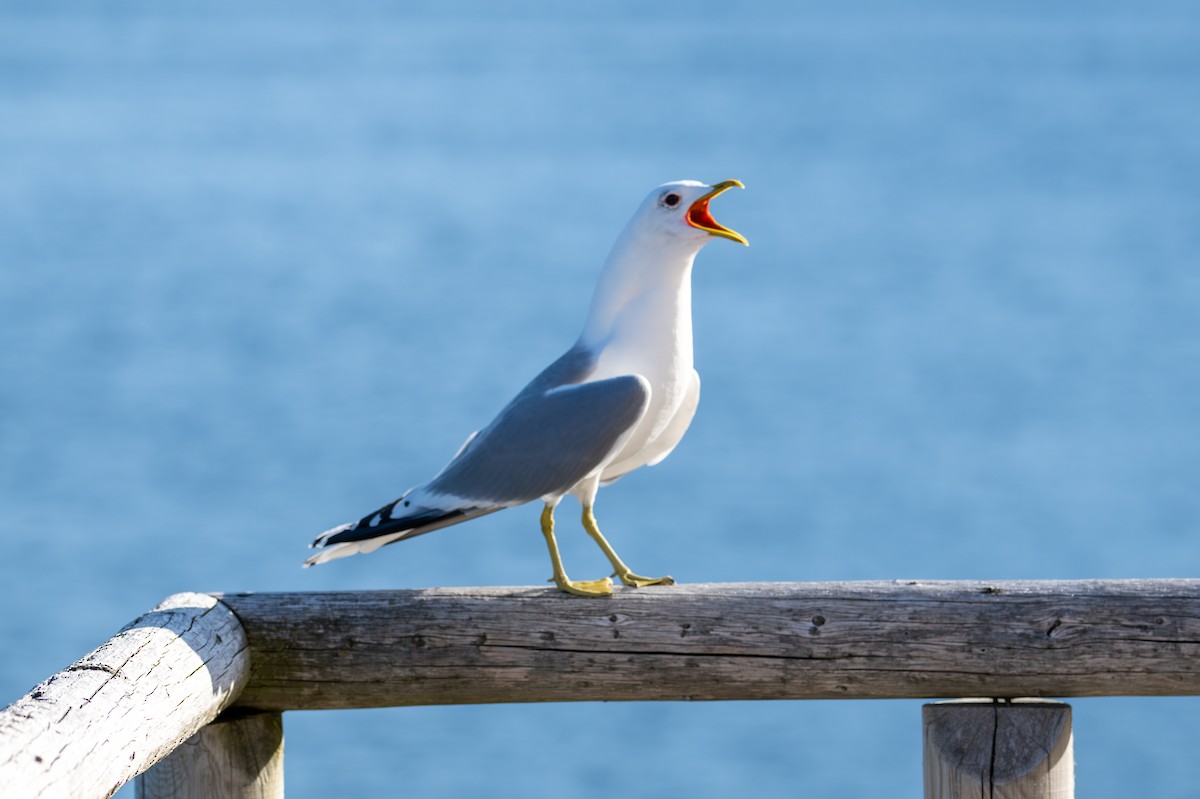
[581,506,675,588]
[541,505,613,597]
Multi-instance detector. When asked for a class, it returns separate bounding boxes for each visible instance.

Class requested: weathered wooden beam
[4,579,1198,796]
[221,579,1200,711]
[924,700,1074,798]
[0,593,249,799]
[136,712,283,799]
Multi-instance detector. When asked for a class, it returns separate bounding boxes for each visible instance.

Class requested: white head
[579,179,748,344]
[621,179,749,253]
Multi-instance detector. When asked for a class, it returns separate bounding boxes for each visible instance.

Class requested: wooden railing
[4,579,1200,798]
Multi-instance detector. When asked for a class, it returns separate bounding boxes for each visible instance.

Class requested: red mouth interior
[687,198,721,231]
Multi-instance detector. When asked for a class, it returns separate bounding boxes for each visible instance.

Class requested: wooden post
[136,713,283,799]
[0,593,250,799]
[924,699,1073,798]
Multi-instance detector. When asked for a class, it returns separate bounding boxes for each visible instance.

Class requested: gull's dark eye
[662,193,681,207]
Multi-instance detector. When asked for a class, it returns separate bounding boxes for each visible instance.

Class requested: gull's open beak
[686,179,748,246]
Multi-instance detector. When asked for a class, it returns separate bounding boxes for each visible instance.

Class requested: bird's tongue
[687,198,721,231]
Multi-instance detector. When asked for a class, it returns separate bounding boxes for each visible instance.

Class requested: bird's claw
[614,571,676,588]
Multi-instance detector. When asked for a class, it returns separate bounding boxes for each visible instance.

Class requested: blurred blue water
[2,2,1200,796]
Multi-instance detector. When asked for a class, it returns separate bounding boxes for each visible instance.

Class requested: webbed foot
[550,575,615,597]
[615,571,675,588]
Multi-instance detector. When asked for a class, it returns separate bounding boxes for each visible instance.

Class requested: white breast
[586,276,694,473]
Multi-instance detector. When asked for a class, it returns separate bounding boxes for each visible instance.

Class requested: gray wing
[426,374,651,504]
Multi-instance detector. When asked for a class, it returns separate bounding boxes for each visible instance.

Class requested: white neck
[579,224,704,350]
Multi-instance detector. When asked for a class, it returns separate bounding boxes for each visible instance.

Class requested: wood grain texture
[218,579,1200,711]
[0,594,249,799]
[136,712,283,799]
[924,700,1074,798]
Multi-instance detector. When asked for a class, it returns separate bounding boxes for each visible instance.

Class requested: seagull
[305,179,747,596]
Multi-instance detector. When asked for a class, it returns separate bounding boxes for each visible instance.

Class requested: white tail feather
[303,530,410,567]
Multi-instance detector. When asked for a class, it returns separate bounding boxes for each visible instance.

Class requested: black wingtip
[320,508,467,547]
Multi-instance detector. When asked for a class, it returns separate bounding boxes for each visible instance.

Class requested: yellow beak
[686,179,748,246]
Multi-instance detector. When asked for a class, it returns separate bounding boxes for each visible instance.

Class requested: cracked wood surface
[218,579,1200,711]
[924,700,1074,798]
[0,593,249,799]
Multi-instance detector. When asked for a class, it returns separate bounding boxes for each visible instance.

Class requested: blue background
[2,2,1199,796]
